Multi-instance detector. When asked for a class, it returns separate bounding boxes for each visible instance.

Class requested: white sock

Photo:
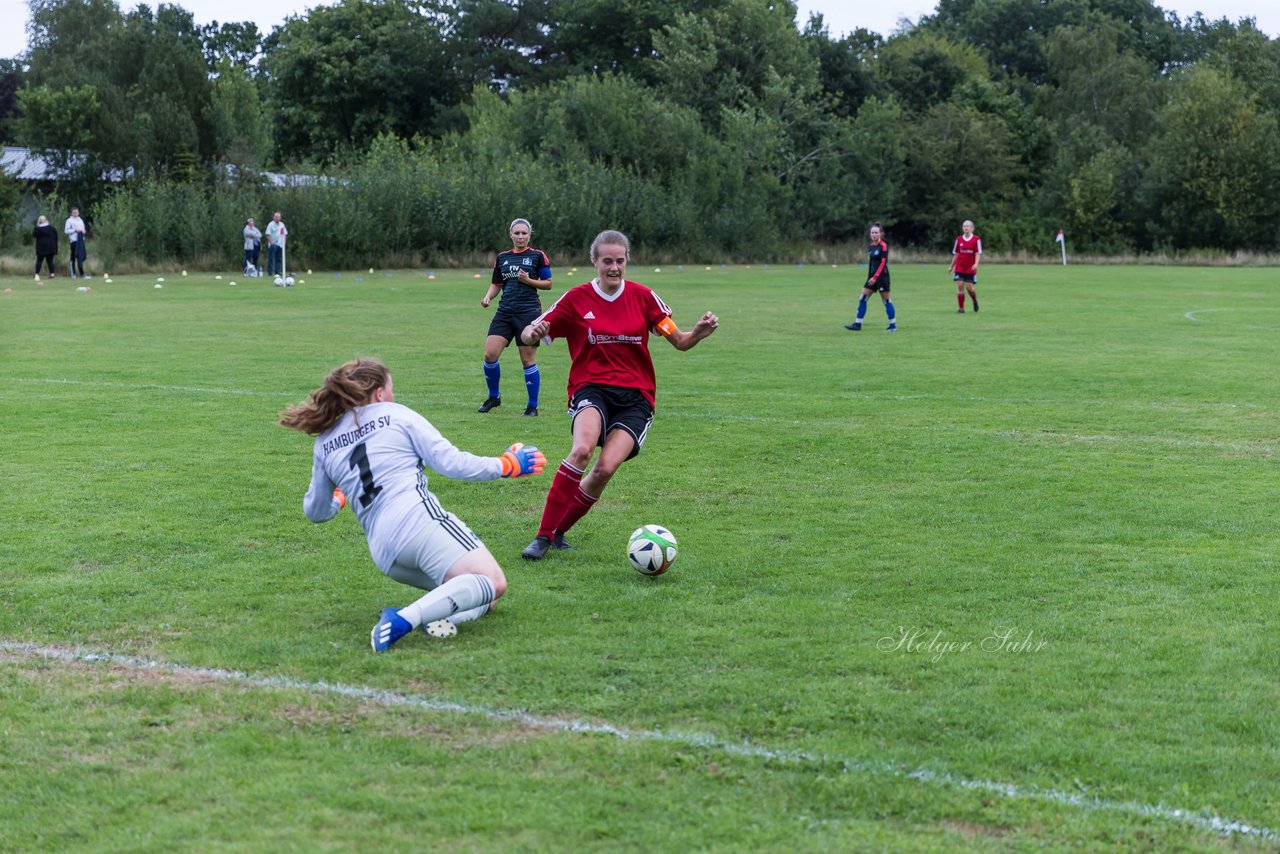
[397,574,495,629]
[447,603,492,626]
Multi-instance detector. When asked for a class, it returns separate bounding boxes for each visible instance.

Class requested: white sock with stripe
[397,574,495,629]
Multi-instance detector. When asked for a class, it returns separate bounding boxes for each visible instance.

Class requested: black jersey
[867,240,890,288]
[491,247,552,316]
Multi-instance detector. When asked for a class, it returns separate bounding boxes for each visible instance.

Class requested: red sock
[554,487,599,535]
[537,461,583,538]
[957,293,966,310]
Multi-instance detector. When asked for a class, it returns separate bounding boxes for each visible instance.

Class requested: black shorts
[953,272,977,284]
[569,385,654,461]
[488,309,541,345]
[864,278,890,294]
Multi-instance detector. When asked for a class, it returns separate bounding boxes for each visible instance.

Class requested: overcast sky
[2,0,1277,62]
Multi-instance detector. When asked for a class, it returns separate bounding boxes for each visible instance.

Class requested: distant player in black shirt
[845,222,897,332]
[478,218,553,416]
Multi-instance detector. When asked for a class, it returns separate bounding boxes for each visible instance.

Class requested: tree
[1140,66,1280,250]
[15,83,98,154]
[263,0,465,163]
[0,60,23,144]
[651,0,817,127]
[919,0,1178,84]
[199,20,263,70]
[1041,22,1161,147]
[207,61,271,171]
[22,0,220,174]
[537,0,715,84]
[899,101,1027,245]
[791,96,906,241]
[1180,17,1280,111]
[441,0,555,90]
[802,19,882,118]
[875,31,990,113]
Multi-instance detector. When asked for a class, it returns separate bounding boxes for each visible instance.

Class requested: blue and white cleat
[371,607,412,652]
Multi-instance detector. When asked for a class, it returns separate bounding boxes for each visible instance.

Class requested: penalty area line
[1,641,1276,844]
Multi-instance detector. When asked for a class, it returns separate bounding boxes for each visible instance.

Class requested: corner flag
[1055,229,1067,265]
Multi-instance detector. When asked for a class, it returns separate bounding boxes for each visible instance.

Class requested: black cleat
[885,324,897,332]
[972,297,979,312]
[522,535,551,560]
[523,405,538,417]
[552,532,572,551]
[844,322,862,331]
[477,396,501,413]
[957,308,965,313]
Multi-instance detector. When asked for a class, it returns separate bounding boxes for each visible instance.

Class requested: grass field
[2,260,1278,851]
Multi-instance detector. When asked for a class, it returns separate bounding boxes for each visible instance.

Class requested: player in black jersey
[479,218,554,416]
[844,222,897,332]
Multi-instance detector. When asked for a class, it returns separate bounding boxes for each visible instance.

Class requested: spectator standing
[243,217,262,275]
[264,211,288,277]
[64,207,87,279]
[33,215,59,279]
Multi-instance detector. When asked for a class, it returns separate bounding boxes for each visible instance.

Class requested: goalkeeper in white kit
[280,358,546,651]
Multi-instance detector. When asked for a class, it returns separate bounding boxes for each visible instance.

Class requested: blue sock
[885,300,896,324]
[524,364,540,408]
[483,360,500,399]
[856,296,868,323]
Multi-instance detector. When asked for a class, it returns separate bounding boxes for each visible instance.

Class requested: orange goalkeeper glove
[500,443,546,478]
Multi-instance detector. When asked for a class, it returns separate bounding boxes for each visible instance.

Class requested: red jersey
[537,279,673,406]
[952,234,982,275]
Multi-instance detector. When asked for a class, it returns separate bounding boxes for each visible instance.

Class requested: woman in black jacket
[33,215,59,279]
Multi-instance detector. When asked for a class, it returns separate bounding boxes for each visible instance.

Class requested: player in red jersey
[516,229,719,560]
[948,219,981,312]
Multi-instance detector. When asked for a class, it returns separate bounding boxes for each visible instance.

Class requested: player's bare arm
[521,319,551,345]
[662,312,719,351]
[481,284,500,307]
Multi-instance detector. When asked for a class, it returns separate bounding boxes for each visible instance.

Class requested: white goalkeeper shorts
[384,508,484,592]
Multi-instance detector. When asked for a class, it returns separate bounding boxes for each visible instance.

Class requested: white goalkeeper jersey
[303,401,502,571]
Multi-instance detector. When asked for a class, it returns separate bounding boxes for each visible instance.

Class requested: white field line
[1184,307,1280,322]
[13,377,289,397]
[1,640,1275,844]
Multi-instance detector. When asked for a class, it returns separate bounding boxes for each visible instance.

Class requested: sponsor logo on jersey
[586,326,643,345]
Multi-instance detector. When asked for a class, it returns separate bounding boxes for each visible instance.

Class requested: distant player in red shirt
[948,219,981,312]
[517,229,719,560]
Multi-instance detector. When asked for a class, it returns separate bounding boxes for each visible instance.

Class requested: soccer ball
[628,525,677,576]
[284,276,295,286]
[274,276,284,286]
